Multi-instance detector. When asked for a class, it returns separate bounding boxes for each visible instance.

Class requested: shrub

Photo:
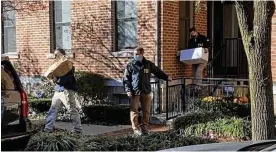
[183,117,251,139]
[81,130,217,151]
[172,110,227,130]
[75,71,107,103]
[28,99,130,125]
[25,132,82,151]
[29,98,52,113]
[82,105,130,125]
[26,130,217,151]
[37,77,56,98]
[186,98,250,119]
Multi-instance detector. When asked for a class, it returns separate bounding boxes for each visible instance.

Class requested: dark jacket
[55,66,78,91]
[123,57,168,95]
[188,33,210,49]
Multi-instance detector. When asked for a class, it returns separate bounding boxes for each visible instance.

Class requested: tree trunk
[235,1,275,140]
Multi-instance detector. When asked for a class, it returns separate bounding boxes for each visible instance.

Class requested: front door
[208,1,249,79]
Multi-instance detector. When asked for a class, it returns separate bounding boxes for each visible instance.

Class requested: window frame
[113,1,138,53]
[51,0,72,53]
[1,7,18,58]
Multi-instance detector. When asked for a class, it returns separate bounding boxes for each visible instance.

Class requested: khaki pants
[130,94,151,132]
[44,89,82,132]
[192,63,205,84]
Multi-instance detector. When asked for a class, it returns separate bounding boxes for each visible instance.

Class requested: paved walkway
[32,114,169,137]
[55,121,132,136]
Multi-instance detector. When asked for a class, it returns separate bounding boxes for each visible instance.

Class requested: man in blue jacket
[44,49,82,133]
[123,47,171,136]
[188,27,210,84]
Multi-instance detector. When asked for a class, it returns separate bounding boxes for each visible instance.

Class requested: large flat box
[44,56,73,79]
[180,47,208,64]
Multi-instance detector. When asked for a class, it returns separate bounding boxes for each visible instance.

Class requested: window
[114,1,138,51]
[179,1,191,50]
[52,1,71,51]
[2,9,17,54]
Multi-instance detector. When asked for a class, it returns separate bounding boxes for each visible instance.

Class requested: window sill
[2,53,19,59]
[46,53,75,59]
[109,50,134,58]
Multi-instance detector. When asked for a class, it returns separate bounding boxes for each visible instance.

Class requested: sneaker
[133,130,142,136]
[71,129,83,134]
[141,130,150,135]
[43,128,53,133]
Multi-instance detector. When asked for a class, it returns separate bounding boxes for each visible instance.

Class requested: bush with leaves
[81,104,130,125]
[75,71,107,104]
[28,99,130,125]
[36,77,56,98]
[172,110,227,130]
[182,117,251,139]
[25,131,83,151]
[81,130,217,151]
[185,97,250,119]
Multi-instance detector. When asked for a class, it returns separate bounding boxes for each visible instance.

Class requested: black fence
[207,38,248,79]
[165,77,250,120]
[150,80,162,115]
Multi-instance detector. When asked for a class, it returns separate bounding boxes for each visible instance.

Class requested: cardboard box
[180,47,209,64]
[44,56,73,79]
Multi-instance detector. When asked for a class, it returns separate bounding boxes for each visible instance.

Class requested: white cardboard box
[180,47,209,64]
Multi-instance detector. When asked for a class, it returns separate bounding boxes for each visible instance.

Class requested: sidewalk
[54,121,132,136]
[32,117,169,137]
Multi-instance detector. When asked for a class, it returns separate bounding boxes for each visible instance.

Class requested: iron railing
[165,77,250,120]
[207,38,248,78]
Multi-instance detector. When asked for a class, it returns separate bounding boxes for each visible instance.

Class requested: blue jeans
[44,90,82,132]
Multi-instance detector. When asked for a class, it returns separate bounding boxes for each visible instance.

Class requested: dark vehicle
[159,140,276,151]
[1,55,32,151]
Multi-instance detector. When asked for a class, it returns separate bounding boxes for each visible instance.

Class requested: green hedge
[28,99,131,125]
[183,117,251,139]
[75,71,107,103]
[82,105,130,125]
[172,110,227,130]
[188,99,251,119]
[29,98,52,113]
[25,130,217,151]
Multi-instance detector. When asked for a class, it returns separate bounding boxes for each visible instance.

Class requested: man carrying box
[44,49,83,133]
[188,27,210,84]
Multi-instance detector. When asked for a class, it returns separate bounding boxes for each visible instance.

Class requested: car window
[1,65,15,90]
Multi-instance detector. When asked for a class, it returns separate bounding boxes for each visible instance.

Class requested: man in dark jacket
[44,49,82,133]
[123,47,171,136]
[188,27,210,84]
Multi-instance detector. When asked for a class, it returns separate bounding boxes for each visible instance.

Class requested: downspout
[155,0,160,67]
[1,3,4,54]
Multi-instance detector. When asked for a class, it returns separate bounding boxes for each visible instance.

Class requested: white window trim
[46,52,74,59]
[114,1,138,54]
[3,12,17,56]
[52,1,72,53]
[3,52,19,59]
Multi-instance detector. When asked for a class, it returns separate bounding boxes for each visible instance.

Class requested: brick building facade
[2,1,276,105]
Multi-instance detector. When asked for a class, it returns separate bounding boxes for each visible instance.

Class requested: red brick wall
[161,1,188,78]
[12,0,157,80]
[271,1,276,81]
[193,1,207,36]
[70,1,122,78]
[137,1,156,63]
[11,2,51,76]
[11,0,209,80]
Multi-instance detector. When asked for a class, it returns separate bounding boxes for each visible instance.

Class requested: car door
[1,60,22,135]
